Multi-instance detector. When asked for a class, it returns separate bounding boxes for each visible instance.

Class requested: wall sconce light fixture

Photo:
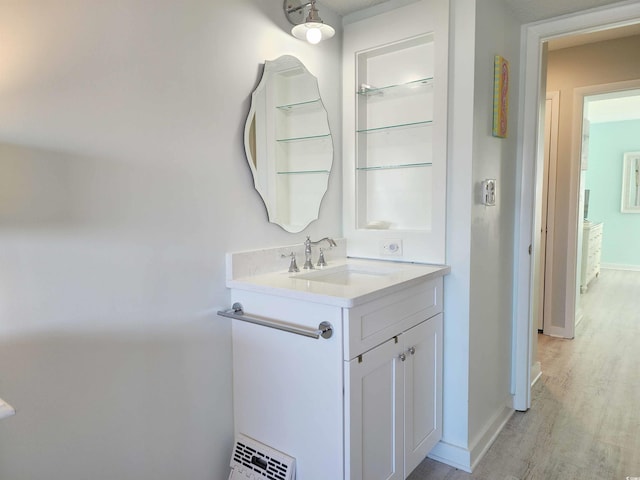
[283,0,335,44]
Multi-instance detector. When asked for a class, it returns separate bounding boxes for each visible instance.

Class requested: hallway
[409,268,640,479]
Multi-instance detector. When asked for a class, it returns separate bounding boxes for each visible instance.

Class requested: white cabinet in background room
[581,221,603,293]
[343,0,449,264]
[228,271,445,480]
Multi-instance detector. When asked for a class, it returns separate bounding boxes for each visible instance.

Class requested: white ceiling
[504,0,624,23]
[320,0,390,16]
[547,22,640,50]
[320,0,627,22]
[587,90,640,124]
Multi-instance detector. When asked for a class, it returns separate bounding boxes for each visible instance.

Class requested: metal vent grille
[230,434,295,480]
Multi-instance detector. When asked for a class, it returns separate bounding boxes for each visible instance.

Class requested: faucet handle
[281,252,299,273]
[317,248,327,267]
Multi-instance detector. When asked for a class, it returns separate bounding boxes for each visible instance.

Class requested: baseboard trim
[601,264,640,272]
[428,404,514,473]
[469,404,514,471]
[428,441,472,473]
[531,361,542,387]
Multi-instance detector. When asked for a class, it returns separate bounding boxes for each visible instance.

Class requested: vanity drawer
[343,278,442,360]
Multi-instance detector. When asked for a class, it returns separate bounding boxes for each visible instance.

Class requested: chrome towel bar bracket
[217,302,333,340]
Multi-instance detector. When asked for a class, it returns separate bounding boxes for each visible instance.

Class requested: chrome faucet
[281,252,299,273]
[303,236,337,269]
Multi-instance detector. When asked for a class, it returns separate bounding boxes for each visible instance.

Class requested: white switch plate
[481,179,496,206]
[380,239,403,256]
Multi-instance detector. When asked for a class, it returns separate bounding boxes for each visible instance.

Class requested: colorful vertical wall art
[492,55,509,138]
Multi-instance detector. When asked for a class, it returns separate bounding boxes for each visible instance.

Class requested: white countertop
[227,257,450,307]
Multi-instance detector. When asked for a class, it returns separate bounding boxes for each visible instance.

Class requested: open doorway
[513,3,640,411]
[580,90,640,218]
[537,40,640,339]
[576,89,640,315]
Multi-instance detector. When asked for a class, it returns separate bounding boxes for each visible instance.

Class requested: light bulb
[306,27,322,44]
[291,21,334,44]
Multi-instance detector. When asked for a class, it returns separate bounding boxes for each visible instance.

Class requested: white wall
[441,0,475,452]
[435,0,520,469]
[0,2,342,479]
[468,0,520,452]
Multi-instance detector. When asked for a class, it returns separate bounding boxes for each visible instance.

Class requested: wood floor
[407,268,640,480]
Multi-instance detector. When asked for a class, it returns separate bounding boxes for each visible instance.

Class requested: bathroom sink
[227,247,450,307]
[293,263,401,286]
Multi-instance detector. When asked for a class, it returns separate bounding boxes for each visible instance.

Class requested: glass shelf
[276,133,331,143]
[276,98,323,112]
[356,120,432,134]
[356,77,433,97]
[277,169,331,175]
[356,162,431,172]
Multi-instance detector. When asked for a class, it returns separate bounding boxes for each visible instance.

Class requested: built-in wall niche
[356,35,435,232]
[343,0,448,264]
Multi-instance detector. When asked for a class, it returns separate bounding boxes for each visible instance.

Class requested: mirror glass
[244,55,333,233]
[622,152,640,213]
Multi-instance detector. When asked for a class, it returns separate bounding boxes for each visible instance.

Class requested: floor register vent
[228,433,295,480]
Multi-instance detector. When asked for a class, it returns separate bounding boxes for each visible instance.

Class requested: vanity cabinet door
[403,314,443,475]
[345,337,404,480]
[345,314,443,480]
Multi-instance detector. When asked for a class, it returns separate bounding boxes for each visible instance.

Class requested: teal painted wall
[586,120,640,268]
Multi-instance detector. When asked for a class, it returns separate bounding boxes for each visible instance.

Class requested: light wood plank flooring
[408,268,640,480]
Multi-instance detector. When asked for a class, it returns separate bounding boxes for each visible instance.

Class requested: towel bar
[217,303,333,340]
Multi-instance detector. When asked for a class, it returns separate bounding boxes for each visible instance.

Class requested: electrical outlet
[380,239,403,256]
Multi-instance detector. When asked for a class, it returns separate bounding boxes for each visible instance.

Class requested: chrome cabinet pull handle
[399,353,406,362]
[408,346,416,355]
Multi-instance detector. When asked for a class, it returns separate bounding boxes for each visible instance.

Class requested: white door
[403,314,443,475]
[538,92,559,332]
[346,337,404,480]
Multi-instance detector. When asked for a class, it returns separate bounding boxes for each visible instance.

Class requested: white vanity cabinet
[228,269,444,480]
[345,313,442,480]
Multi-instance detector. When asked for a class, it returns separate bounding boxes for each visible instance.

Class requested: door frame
[512,1,640,411]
